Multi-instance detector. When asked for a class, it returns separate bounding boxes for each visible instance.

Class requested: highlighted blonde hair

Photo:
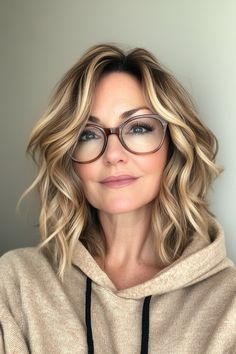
[19,43,223,281]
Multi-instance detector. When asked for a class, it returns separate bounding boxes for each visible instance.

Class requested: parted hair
[19,43,223,281]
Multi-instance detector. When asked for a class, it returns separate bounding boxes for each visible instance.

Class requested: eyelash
[126,122,154,134]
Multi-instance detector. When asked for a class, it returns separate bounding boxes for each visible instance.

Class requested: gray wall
[1,0,235,262]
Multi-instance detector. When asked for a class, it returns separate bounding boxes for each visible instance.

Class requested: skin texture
[74,72,169,289]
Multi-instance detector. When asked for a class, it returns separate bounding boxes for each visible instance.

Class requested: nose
[103,133,128,165]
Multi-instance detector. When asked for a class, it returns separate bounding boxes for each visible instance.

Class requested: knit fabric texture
[0,219,236,353]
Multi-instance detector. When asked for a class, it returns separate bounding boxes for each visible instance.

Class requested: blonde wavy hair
[19,43,223,282]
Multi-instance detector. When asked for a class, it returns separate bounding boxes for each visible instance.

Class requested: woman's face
[74,72,169,215]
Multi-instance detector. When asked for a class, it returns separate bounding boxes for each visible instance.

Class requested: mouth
[100,175,139,188]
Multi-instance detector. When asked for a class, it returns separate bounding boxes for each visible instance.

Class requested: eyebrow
[88,106,152,123]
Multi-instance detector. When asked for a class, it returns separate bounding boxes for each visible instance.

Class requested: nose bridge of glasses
[102,126,125,153]
[103,126,120,137]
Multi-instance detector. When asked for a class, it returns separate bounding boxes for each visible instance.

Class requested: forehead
[90,72,151,124]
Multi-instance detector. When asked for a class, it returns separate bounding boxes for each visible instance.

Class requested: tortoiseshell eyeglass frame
[70,114,168,164]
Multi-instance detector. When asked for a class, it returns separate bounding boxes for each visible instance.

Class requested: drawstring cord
[140,295,152,354]
[85,277,94,354]
[85,276,152,354]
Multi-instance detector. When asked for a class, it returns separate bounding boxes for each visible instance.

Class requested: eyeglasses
[71,114,168,164]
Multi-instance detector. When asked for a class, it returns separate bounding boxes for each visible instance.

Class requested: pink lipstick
[100,175,138,188]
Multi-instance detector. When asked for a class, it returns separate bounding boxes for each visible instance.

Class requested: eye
[79,129,101,142]
[127,123,154,135]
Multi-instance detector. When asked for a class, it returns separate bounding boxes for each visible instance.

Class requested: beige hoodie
[0,220,236,354]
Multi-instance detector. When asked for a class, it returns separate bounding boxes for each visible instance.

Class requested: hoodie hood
[72,219,234,299]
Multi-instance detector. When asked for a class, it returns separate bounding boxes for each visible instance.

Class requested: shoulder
[0,246,49,267]
[0,246,55,286]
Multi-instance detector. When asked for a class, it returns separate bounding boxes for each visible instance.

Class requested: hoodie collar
[72,220,233,299]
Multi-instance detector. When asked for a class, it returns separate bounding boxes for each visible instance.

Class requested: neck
[97,204,162,269]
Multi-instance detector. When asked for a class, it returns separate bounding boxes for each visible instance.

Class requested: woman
[0,43,235,354]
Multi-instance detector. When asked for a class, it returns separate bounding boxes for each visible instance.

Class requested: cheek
[73,162,100,202]
[136,157,166,191]
[137,138,169,175]
[73,164,91,196]
[73,164,93,205]
[143,155,166,174]
[73,162,94,182]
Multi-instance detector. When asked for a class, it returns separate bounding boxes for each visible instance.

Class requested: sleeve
[0,252,30,354]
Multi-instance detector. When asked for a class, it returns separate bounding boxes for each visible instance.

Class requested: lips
[101,175,137,183]
[100,175,139,188]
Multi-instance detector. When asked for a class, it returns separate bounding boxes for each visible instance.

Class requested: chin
[98,198,154,215]
[103,207,137,215]
[102,205,136,214]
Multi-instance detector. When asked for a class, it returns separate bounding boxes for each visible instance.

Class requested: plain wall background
[1,0,235,262]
